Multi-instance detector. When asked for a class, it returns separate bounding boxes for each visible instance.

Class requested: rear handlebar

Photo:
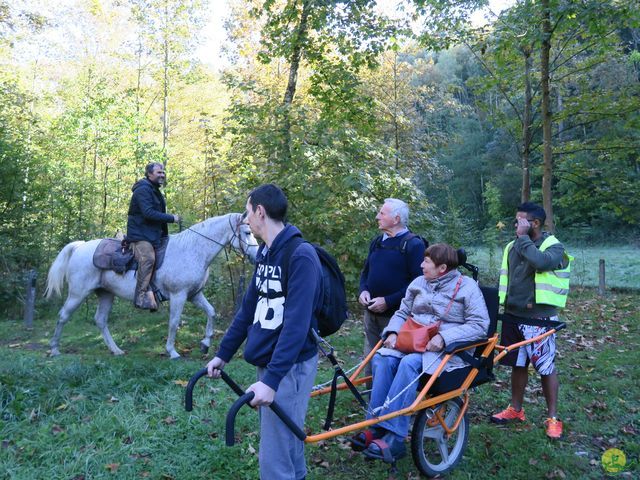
[184,367,307,445]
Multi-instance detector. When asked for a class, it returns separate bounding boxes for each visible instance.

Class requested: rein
[183,215,256,259]
[182,215,256,308]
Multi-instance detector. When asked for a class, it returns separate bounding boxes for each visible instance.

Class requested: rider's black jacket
[126,178,175,247]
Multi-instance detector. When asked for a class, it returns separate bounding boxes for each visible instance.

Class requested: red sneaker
[544,417,563,439]
[490,405,526,424]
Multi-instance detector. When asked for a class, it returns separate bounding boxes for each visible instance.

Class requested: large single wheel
[410,397,469,477]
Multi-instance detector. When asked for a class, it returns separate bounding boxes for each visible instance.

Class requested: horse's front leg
[190,291,217,354]
[166,291,188,359]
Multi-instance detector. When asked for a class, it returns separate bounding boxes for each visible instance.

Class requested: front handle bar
[184,367,307,445]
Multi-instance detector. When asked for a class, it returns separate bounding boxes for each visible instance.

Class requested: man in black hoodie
[206,184,322,480]
[126,163,180,310]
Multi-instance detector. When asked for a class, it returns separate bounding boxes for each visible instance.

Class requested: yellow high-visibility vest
[498,235,573,308]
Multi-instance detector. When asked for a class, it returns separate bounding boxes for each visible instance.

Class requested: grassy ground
[1,287,639,479]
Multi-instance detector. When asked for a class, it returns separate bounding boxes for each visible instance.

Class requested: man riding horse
[126,162,181,311]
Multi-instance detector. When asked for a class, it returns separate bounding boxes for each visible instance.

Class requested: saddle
[92,237,169,274]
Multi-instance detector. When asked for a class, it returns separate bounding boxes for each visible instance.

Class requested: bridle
[184,213,258,260]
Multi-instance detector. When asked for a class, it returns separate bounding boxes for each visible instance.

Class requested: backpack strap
[369,234,383,254]
[400,232,417,254]
[278,236,306,298]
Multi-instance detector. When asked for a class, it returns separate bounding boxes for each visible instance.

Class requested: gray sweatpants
[257,354,318,480]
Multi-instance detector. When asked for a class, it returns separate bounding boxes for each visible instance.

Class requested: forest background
[1,0,639,317]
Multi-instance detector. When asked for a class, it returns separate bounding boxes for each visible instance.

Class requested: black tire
[410,397,469,477]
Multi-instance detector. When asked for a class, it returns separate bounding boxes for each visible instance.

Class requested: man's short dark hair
[517,202,546,223]
[145,162,164,177]
[248,184,288,222]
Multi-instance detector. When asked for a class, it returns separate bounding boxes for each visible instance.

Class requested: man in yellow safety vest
[491,202,572,439]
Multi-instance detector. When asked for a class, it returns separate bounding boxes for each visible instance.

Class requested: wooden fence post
[24,269,37,329]
[598,259,606,296]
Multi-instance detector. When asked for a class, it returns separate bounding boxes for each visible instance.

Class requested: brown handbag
[394,275,464,354]
[395,317,441,353]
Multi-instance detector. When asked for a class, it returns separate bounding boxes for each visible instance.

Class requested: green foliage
[0,0,639,315]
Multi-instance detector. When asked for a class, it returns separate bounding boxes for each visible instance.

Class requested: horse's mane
[169,213,241,251]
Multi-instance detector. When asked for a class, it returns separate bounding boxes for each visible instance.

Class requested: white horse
[45,213,258,359]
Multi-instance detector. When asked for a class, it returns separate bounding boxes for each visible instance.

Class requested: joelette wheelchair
[185,258,566,478]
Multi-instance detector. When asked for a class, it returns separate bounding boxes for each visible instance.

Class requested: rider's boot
[135,290,158,311]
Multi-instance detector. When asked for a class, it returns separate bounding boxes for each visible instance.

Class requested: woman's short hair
[425,243,459,272]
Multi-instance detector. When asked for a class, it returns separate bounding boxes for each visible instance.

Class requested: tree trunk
[521,45,533,203]
[162,0,170,166]
[281,0,312,165]
[540,0,554,232]
[136,33,143,168]
[393,52,400,170]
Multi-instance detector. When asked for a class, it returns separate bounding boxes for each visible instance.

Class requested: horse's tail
[45,241,85,299]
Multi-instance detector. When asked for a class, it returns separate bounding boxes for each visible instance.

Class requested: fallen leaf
[55,403,68,411]
[51,425,64,435]
[105,463,119,473]
[162,416,176,425]
[174,380,188,387]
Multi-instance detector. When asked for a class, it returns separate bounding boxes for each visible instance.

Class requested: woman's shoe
[362,433,406,464]
[349,427,385,451]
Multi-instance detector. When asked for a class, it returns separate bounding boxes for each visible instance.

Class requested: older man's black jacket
[126,178,175,247]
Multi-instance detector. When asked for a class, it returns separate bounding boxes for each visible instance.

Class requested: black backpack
[280,236,348,337]
[370,232,429,255]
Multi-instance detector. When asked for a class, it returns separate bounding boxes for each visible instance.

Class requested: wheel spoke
[436,435,451,464]
[423,423,441,437]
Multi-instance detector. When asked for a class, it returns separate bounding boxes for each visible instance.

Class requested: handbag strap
[442,275,464,318]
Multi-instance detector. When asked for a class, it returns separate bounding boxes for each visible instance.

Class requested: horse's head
[231,214,259,263]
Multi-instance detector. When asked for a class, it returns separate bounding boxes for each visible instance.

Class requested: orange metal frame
[303,326,562,444]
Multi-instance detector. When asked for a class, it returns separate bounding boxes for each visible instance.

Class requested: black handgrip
[185,368,208,412]
[185,367,307,444]
[225,393,307,446]
[185,367,248,412]
[226,392,255,446]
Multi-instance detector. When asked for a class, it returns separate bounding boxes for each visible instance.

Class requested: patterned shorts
[499,316,558,376]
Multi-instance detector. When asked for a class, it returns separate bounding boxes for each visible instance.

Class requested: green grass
[1,288,639,479]
[466,245,640,289]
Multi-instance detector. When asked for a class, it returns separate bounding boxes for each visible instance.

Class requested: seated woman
[353,243,489,463]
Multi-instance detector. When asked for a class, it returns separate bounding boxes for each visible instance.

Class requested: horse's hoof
[169,351,181,360]
[112,349,125,356]
[200,342,209,354]
[49,349,61,357]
